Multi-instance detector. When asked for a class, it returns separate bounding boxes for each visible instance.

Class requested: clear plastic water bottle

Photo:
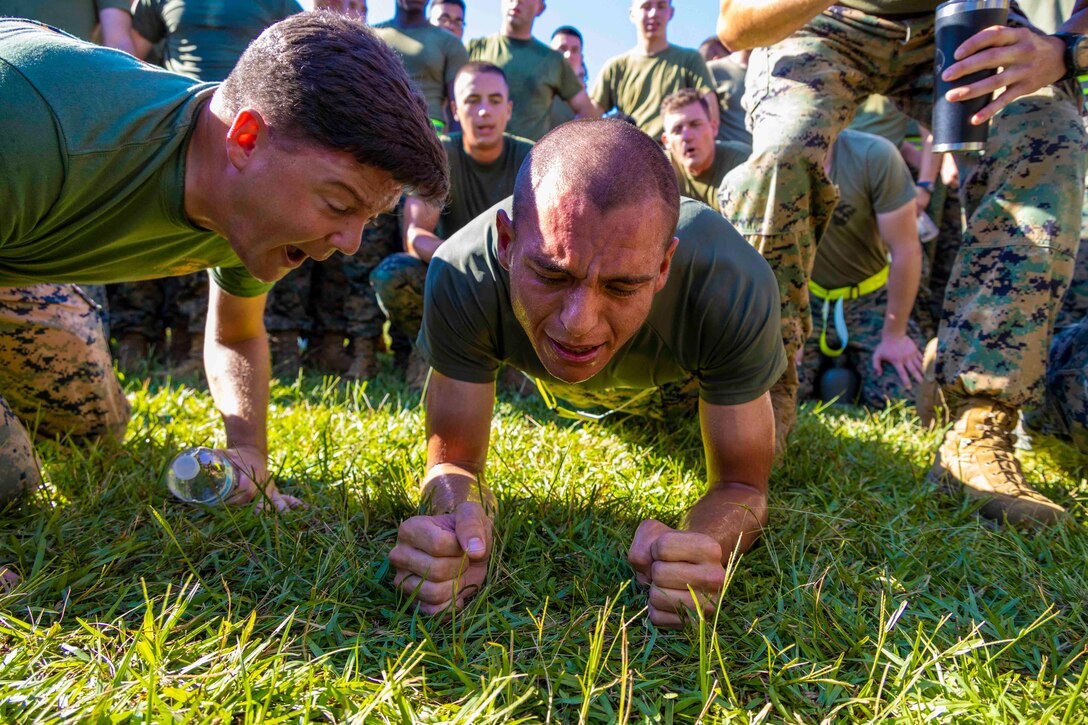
[165,447,236,504]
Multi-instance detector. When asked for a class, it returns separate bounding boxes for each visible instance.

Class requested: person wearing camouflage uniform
[797,129,926,408]
[716,0,1087,526]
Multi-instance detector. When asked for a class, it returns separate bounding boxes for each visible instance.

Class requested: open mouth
[549,337,603,363]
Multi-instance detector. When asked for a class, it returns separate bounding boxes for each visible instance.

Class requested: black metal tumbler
[932,0,1009,152]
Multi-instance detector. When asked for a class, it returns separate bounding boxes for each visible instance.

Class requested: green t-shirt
[419,197,787,407]
[0,0,129,42]
[591,44,715,140]
[668,141,751,213]
[0,20,269,297]
[707,57,751,146]
[849,94,910,147]
[374,21,468,125]
[132,0,301,82]
[468,34,584,141]
[811,129,916,290]
[838,0,940,16]
[548,94,576,129]
[439,133,533,238]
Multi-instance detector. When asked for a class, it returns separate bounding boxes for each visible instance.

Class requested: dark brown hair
[219,11,448,203]
[659,88,710,122]
[455,61,508,87]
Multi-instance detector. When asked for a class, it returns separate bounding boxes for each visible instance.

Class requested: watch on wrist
[1054,32,1088,80]
[916,180,933,192]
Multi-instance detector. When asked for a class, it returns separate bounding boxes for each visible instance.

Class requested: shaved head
[512,119,680,246]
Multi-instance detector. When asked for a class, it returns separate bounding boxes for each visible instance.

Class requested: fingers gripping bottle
[165,447,236,504]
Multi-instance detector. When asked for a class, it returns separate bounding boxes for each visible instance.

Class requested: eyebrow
[526,254,658,286]
[327,180,364,207]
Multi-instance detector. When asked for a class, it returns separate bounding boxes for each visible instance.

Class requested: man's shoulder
[837,128,901,163]
[707,57,744,82]
[503,133,535,154]
[671,199,768,278]
[663,44,704,64]
[432,198,505,270]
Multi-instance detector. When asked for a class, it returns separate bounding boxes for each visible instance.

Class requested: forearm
[717,0,837,50]
[205,332,269,454]
[420,463,495,515]
[883,245,922,340]
[682,482,767,563]
[407,227,442,262]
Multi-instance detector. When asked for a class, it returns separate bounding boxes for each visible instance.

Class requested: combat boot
[405,348,431,393]
[929,397,1065,528]
[269,331,303,378]
[345,335,382,381]
[114,332,152,370]
[310,332,353,375]
[170,330,204,378]
[770,380,797,461]
[915,337,948,427]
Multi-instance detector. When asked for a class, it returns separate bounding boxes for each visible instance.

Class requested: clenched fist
[627,519,727,629]
[389,501,492,614]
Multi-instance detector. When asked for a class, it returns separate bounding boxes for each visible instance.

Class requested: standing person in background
[548,25,587,128]
[372,61,533,390]
[468,0,598,141]
[698,35,728,61]
[429,0,465,39]
[707,48,751,146]
[589,0,718,141]
[660,89,749,213]
[109,0,303,374]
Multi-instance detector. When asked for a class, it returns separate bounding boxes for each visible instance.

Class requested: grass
[1,361,1087,723]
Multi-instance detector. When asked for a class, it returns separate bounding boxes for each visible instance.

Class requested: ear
[660,130,668,146]
[537,1,546,17]
[654,236,679,292]
[496,209,515,270]
[225,109,268,170]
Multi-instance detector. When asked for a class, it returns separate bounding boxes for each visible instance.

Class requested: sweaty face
[429,2,464,38]
[662,102,716,176]
[227,139,402,283]
[550,32,584,79]
[497,194,677,384]
[454,71,512,152]
[630,0,673,41]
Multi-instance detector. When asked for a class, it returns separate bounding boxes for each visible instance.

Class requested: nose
[559,285,599,339]
[329,216,365,256]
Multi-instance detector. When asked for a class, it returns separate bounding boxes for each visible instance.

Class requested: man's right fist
[388,501,492,614]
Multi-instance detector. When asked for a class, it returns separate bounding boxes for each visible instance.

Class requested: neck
[637,35,668,54]
[690,155,713,178]
[730,49,751,67]
[393,8,427,27]
[504,21,533,40]
[184,96,231,238]
[465,136,504,165]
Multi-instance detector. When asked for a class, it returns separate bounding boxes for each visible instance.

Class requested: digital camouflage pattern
[798,288,928,408]
[719,5,1085,412]
[370,252,427,343]
[0,284,130,501]
[1054,177,1088,330]
[1024,320,1088,452]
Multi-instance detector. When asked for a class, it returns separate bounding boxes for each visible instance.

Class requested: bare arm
[98,7,135,55]
[717,0,837,50]
[873,200,924,386]
[421,371,496,514]
[568,90,603,120]
[403,196,444,263]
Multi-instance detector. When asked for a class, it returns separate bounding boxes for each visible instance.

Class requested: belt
[808,265,890,357]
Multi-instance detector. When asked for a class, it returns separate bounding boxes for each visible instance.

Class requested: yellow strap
[808,264,890,301]
[532,377,656,422]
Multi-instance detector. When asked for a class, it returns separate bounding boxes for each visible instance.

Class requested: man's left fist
[627,519,726,629]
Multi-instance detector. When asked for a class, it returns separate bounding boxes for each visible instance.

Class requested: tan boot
[405,348,431,393]
[929,397,1065,528]
[170,331,204,378]
[270,332,303,378]
[769,377,797,461]
[310,332,353,375]
[114,332,151,369]
[345,335,382,381]
[915,337,948,427]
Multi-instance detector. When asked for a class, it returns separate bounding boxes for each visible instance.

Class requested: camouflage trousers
[1054,176,1088,329]
[798,287,927,408]
[1023,319,1088,453]
[720,4,1087,409]
[0,284,130,505]
[370,253,427,343]
[266,208,403,339]
[108,273,207,340]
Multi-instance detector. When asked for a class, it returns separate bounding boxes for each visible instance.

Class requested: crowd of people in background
[1,0,1086,622]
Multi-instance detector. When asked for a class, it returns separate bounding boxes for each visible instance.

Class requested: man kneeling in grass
[389,119,785,627]
[0,12,447,589]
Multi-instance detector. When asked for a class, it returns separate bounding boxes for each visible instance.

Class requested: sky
[359,1,720,80]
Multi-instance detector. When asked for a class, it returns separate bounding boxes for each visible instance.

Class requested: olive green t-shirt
[811,130,916,290]
[838,0,940,16]
[849,94,910,147]
[0,0,129,42]
[468,34,584,141]
[548,94,577,129]
[707,57,751,146]
[668,141,751,213]
[591,44,715,140]
[419,197,787,407]
[374,21,468,125]
[132,0,301,82]
[439,133,533,238]
[0,20,270,297]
